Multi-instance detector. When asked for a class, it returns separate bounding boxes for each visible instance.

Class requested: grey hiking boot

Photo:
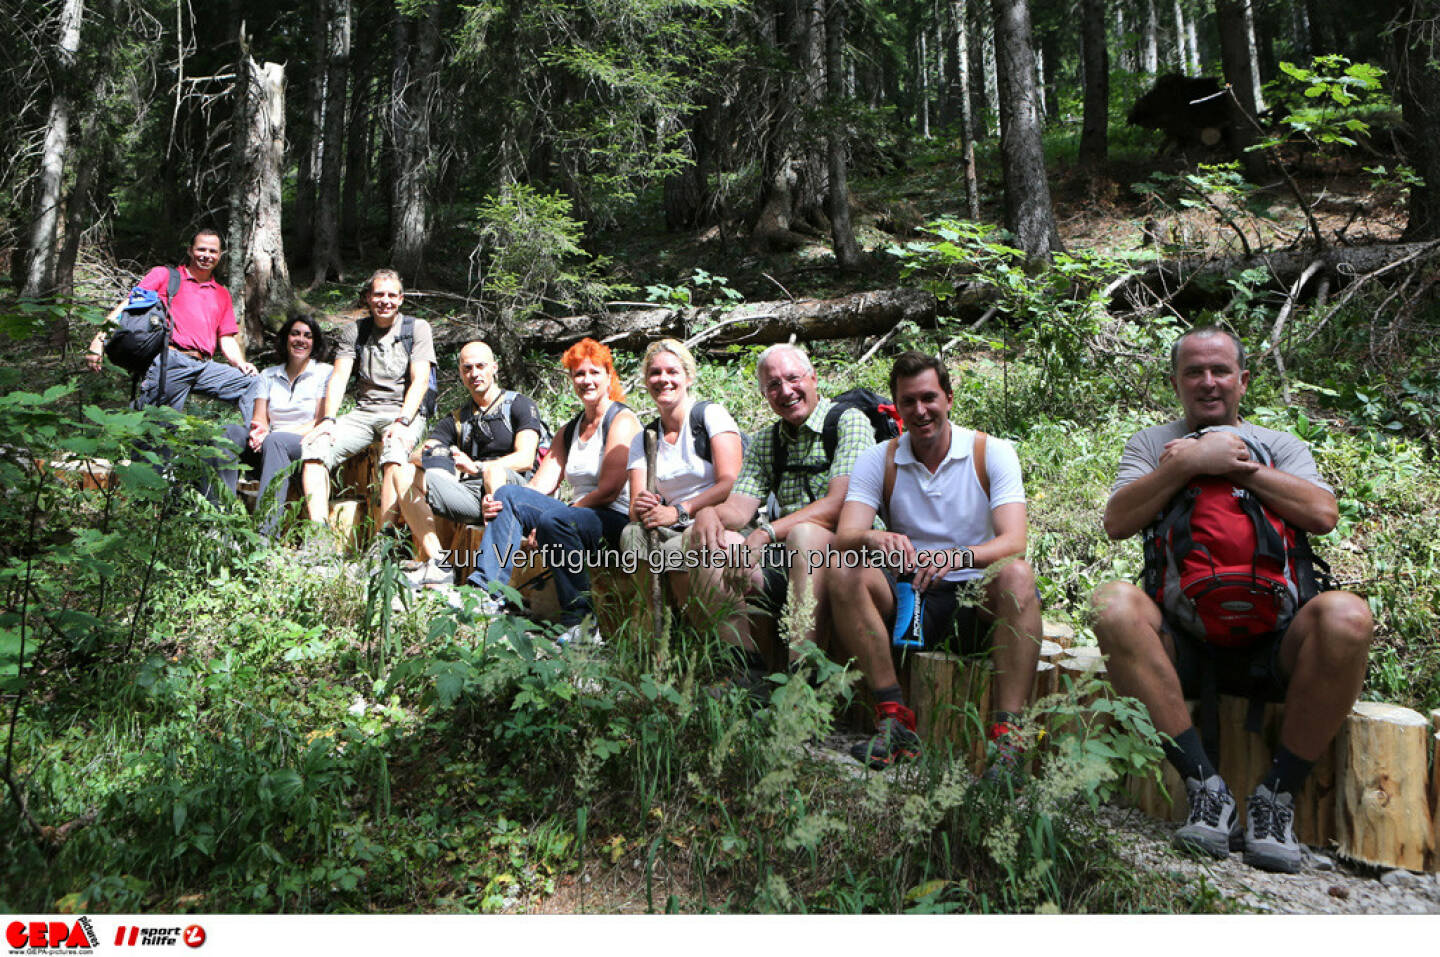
[1173,774,1241,858]
[1244,783,1302,873]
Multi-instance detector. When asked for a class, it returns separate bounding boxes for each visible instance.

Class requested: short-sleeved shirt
[428,390,544,470]
[846,428,1025,582]
[1112,419,1332,502]
[334,315,435,412]
[139,265,238,355]
[732,398,874,518]
[255,360,332,431]
[627,400,741,504]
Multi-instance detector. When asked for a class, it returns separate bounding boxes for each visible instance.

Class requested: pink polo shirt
[139,265,238,356]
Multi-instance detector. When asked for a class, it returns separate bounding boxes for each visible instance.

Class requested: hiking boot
[981,720,1025,785]
[405,558,454,589]
[1244,783,1302,874]
[1173,774,1241,859]
[850,702,922,770]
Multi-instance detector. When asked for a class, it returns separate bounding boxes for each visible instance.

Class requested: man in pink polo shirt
[87,229,258,420]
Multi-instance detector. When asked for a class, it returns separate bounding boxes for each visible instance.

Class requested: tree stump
[1430,710,1440,872]
[1042,620,1074,649]
[328,500,363,548]
[911,651,992,772]
[1335,702,1434,871]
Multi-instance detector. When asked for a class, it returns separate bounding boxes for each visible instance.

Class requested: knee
[989,558,1037,608]
[1089,581,1156,650]
[1313,591,1373,659]
[785,521,831,553]
[619,522,645,554]
[482,461,508,489]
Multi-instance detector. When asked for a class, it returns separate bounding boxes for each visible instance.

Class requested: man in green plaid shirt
[690,344,876,680]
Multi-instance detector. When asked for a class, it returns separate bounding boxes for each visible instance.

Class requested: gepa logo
[5,919,98,953]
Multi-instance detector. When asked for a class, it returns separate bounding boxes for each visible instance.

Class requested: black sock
[1262,745,1314,797]
[1164,726,1218,783]
[874,684,905,706]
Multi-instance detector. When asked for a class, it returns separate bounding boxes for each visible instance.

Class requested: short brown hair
[363,268,404,300]
[888,351,952,398]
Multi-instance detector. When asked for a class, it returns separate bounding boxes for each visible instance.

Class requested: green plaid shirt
[733,398,876,518]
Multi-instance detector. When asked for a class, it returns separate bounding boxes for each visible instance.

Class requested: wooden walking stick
[644,427,668,667]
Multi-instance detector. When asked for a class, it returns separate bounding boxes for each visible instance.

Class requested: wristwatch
[757,521,777,544]
[395,415,412,427]
[672,500,692,529]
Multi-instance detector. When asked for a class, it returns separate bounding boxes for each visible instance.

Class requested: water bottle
[891,575,925,649]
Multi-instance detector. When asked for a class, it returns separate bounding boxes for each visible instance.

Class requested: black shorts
[884,574,993,655]
[1167,624,1290,702]
[754,542,792,616]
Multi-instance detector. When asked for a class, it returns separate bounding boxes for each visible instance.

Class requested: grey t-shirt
[1113,419,1333,497]
[334,315,435,412]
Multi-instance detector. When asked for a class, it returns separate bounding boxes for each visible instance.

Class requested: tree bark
[1389,5,1440,241]
[990,0,1062,261]
[520,288,939,352]
[825,0,863,271]
[1079,0,1110,169]
[311,0,350,285]
[955,0,981,219]
[21,0,84,300]
[917,28,931,137]
[1215,0,1267,181]
[1173,0,1197,73]
[228,56,293,347]
[390,1,442,282]
[294,0,326,263]
[967,1,991,139]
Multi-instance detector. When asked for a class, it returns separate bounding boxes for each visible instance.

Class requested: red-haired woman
[466,338,639,640]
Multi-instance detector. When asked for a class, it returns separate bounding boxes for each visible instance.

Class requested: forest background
[2,0,1439,914]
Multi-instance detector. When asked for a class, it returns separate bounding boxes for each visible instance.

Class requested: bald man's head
[459,341,500,403]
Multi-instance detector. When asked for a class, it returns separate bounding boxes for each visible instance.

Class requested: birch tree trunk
[228,55,293,347]
[1141,0,1160,74]
[21,0,84,299]
[990,0,1062,260]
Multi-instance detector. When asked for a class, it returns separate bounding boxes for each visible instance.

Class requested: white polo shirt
[255,360,333,432]
[844,427,1025,582]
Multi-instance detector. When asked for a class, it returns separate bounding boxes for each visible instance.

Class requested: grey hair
[754,343,813,386]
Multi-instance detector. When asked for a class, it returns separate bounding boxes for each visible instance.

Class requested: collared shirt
[428,390,544,469]
[255,360,333,431]
[732,397,874,518]
[139,265,238,355]
[334,314,436,411]
[846,428,1026,582]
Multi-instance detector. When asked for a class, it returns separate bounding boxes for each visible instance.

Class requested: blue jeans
[136,348,256,424]
[468,485,628,626]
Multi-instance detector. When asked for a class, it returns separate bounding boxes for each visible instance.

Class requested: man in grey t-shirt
[1092,327,1371,874]
[301,269,435,533]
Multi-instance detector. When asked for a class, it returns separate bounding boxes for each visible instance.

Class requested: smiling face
[758,349,818,427]
[458,342,498,402]
[569,358,611,407]
[187,232,223,279]
[645,349,691,413]
[366,277,404,326]
[1172,332,1249,430]
[893,368,952,445]
[285,321,315,365]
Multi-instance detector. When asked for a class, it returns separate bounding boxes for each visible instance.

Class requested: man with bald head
[1092,326,1371,874]
[396,340,545,587]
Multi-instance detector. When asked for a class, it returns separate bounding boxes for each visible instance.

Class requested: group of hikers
[87,230,1374,877]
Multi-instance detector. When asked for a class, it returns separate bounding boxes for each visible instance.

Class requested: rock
[1328,885,1349,900]
[1380,869,1426,888]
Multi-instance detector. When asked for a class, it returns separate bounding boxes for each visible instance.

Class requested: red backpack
[1142,426,1331,646]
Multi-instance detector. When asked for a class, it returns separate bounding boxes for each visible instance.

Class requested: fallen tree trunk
[512,287,941,352]
[471,242,1440,354]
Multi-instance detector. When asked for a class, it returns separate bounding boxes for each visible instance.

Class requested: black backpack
[104,267,181,395]
[356,314,438,418]
[559,402,629,456]
[768,388,902,496]
[646,399,745,463]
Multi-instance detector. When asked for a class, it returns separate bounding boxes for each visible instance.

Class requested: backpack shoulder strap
[690,400,712,462]
[973,430,990,500]
[769,420,786,492]
[881,438,900,520]
[395,314,415,353]
[822,403,845,463]
[561,412,582,456]
[600,401,624,444]
[164,267,181,308]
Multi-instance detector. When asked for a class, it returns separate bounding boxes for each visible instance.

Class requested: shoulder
[699,400,740,434]
[336,322,360,346]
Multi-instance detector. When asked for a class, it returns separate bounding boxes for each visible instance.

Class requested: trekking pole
[644,428,667,668]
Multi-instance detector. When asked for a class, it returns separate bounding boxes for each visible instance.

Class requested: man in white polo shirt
[828,351,1042,771]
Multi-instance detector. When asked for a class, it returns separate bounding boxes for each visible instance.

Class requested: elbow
[1101,508,1130,541]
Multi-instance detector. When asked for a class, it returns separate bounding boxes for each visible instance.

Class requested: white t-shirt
[565,412,632,514]
[627,401,741,504]
[845,427,1025,582]
[256,360,332,431]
